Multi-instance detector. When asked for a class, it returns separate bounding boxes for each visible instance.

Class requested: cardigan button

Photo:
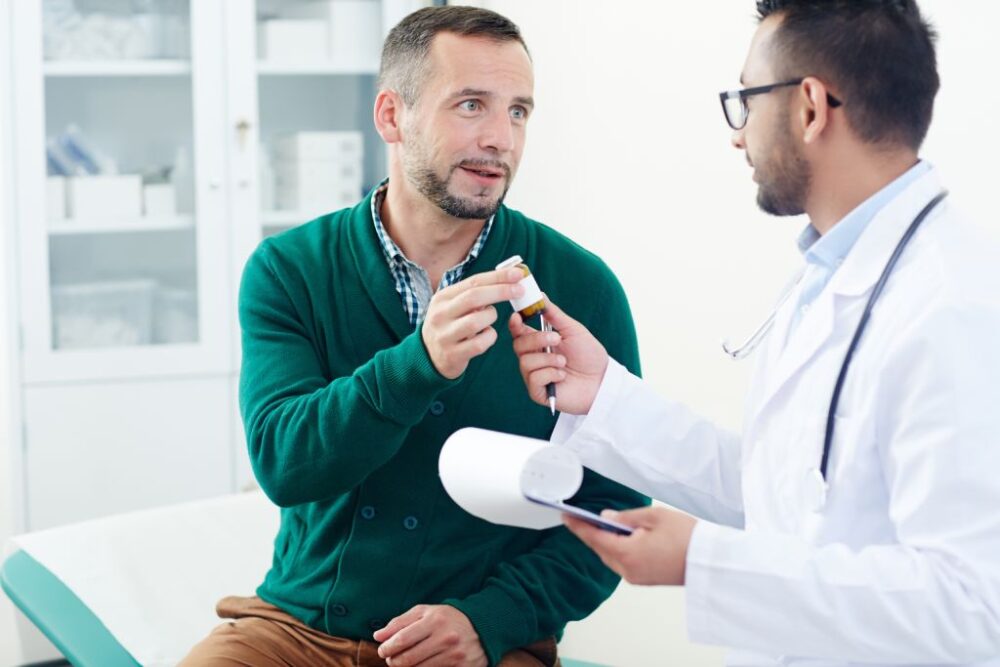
[331,603,348,617]
[360,505,376,520]
[369,618,386,631]
[403,515,419,530]
[429,401,445,416]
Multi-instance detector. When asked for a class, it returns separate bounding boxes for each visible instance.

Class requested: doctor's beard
[755,110,811,217]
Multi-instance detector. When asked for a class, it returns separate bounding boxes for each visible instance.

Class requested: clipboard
[524,493,634,536]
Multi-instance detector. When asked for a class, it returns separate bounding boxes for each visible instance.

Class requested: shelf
[43,60,192,77]
[256,61,378,76]
[48,215,195,235]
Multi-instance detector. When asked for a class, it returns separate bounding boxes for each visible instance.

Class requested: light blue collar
[796,160,931,268]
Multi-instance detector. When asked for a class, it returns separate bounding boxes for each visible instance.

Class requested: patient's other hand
[374,604,486,667]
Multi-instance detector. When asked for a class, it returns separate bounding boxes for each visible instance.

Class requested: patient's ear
[374,90,404,144]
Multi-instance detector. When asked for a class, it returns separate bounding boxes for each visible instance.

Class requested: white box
[257,20,328,61]
[143,183,177,217]
[273,158,362,187]
[46,176,66,221]
[51,280,157,350]
[275,180,360,213]
[284,0,382,70]
[67,175,142,221]
[329,0,381,70]
[273,131,363,162]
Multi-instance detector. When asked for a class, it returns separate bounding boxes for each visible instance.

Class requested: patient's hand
[374,604,486,667]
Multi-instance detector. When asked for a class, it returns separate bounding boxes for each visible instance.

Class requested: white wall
[465,1,1000,665]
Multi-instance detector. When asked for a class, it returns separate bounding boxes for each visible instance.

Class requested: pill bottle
[496,255,546,318]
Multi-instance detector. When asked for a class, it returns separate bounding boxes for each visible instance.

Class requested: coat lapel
[750,168,946,422]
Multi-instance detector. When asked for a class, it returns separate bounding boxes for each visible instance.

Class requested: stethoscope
[722,191,948,511]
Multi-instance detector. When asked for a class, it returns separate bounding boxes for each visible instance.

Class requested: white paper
[9,492,277,667]
[439,427,583,529]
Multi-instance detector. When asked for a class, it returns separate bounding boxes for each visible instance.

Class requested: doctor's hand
[423,268,526,380]
[374,604,486,667]
[508,298,609,415]
[563,506,697,586]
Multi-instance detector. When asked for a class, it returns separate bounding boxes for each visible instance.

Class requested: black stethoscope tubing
[820,190,949,481]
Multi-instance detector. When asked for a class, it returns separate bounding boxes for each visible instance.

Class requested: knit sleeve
[238,243,458,507]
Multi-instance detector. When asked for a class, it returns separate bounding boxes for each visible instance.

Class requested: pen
[540,312,557,416]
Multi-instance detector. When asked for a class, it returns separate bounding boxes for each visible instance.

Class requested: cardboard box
[67,175,142,221]
[257,19,327,61]
[275,181,360,213]
[284,0,381,70]
[273,159,362,187]
[272,131,363,162]
[143,183,177,217]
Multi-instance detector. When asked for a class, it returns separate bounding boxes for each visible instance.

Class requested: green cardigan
[238,188,645,665]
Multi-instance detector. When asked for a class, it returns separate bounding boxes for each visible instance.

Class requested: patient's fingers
[373,604,425,643]
[378,618,433,659]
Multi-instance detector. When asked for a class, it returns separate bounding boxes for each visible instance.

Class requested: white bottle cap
[496,255,524,271]
[496,255,544,314]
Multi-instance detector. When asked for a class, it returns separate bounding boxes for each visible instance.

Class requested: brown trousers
[178,596,560,667]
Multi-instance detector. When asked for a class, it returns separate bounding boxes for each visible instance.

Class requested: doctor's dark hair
[756,0,939,150]
[379,6,529,105]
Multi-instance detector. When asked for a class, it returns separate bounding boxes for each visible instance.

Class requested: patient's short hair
[378,5,529,105]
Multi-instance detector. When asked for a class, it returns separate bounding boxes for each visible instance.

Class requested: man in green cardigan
[181,6,645,667]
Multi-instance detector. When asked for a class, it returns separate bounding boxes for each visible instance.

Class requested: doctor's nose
[731,127,746,150]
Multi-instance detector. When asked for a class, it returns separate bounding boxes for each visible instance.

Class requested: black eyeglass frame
[719,78,843,130]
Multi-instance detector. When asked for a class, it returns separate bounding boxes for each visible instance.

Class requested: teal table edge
[2,549,606,667]
[1,549,140,667]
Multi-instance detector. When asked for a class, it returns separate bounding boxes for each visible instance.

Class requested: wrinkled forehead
[424,32,533,95]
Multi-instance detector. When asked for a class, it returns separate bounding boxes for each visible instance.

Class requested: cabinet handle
[235,118,253,150]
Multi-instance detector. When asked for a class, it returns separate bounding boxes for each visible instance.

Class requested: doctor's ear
[797,77,835,145]
[374,89,405,144]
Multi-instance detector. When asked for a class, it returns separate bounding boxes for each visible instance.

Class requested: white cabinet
[6,0,430,532]
[23,376,234,530]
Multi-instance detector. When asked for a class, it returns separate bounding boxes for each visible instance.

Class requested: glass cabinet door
[253,0,387,238]
[13,0,230,383]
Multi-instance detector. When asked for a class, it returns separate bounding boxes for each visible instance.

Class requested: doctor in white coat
[510,1,1000,665]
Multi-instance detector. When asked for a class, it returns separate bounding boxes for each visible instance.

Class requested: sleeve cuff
[443,586,532,666]
[553,358,629,455]
[374,327,460,425]
[684,519,730,647]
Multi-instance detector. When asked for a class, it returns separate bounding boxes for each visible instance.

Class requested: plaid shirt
[370,179,494,326]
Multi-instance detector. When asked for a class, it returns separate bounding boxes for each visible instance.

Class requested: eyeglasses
[719,78,843,130]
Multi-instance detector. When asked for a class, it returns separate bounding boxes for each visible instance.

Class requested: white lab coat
[552,167,1000,666]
